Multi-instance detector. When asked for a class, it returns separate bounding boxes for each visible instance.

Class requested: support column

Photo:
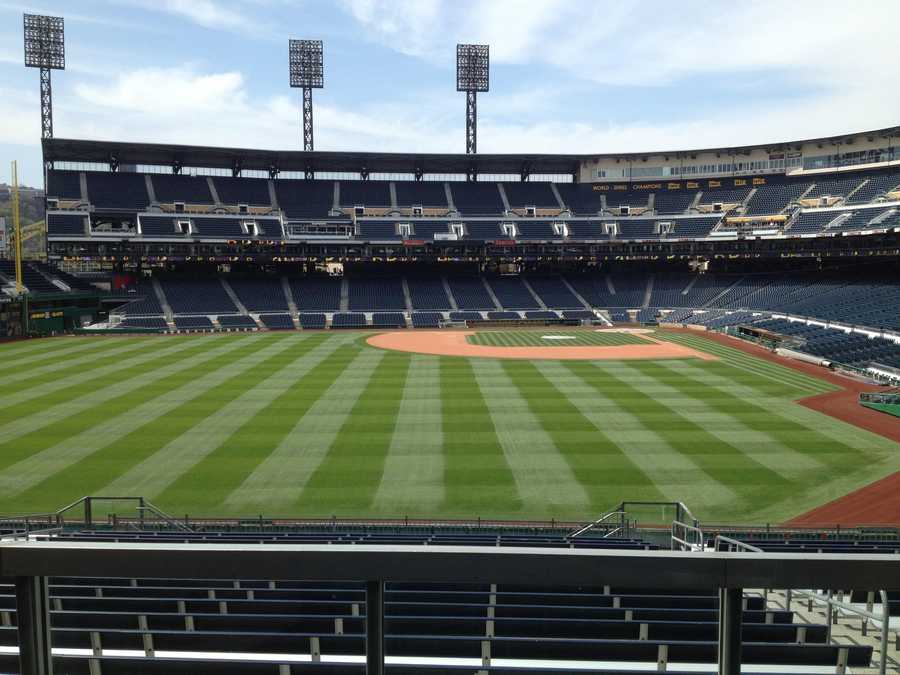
[15,576,53,675]
[303,87,314,154]
[466,90,477,155]
[366,580,384,675]
[717,587,743,675]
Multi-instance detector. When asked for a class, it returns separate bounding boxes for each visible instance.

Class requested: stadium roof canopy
[43,125,900,178]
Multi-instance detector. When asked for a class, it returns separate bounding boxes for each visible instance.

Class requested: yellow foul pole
[11,161,24,295]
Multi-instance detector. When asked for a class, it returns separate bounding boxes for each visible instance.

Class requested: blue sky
[2,0,899,187]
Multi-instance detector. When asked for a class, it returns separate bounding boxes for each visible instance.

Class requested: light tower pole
[24,13,65,172]
[289,38,324,178]
[456,43,489,161]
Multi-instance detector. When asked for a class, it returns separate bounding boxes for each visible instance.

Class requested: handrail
[568,510,626,538]
[672,519,704,551]
[713,535,763,553]
[789,588,891,675]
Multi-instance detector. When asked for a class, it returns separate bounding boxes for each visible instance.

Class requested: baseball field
[0,328,897,523]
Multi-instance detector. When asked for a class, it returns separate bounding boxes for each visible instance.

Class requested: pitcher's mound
[367,331,717,361]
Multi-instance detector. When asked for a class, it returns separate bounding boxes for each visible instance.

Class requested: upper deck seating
[654,191,697,214]
[275,180,335,218]
[47,214,87,236]
[554,184,604,214]
[47,170,83,200]
[806,176,866,200]
[339,181,391,209]
[744,182,812,216]
[697,187,752,206]
[151,175,213,204]
[450,183,504,215]
[501,182,559,209]
[212,177,271,207]
[86,172,150,210]
[394,181,448,209]
[845,170,900,204]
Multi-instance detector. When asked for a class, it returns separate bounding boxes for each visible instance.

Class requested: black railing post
[717,587,742,675]
[15,576,53,675]
[366,580,384,675]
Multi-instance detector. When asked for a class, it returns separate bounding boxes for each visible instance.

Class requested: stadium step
[642,274,654,309]
[220,279,249,315]
[401,278,413,313]
[561,276,593,310]
[441,277,459,310]
[519,278,546,310]
[151,277,175,326]
[481,278,503,310]
[280,277,301,329]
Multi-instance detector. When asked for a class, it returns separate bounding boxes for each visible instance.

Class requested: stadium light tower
[289,39,324,159]
[456,43,489,156]
[23,13,65,141]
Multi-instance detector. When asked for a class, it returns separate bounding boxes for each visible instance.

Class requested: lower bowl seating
[299,314,327,329]
[259,314,295,330]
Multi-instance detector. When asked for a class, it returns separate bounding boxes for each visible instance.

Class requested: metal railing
[672,519,704,551]
[568,509,628,538]
[787,588,892,675]
[713,535,763,553]
[4,541,900,675]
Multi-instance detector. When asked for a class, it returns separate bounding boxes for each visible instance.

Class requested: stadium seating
[845,171,900,204]
[410,311,443,328]
[331,313,367,329]
[228,278,289,312]
[447,278,495,310]
[275,179,335,217]
[115,281,164,316]
[339,180,391,209]
[485,277,539,310]
[653,190,696,214]
[486,311,521,320]
[553,183,604,214]
[394,181,448,209]
[85,171,150,210]
[524,310,559,320]
[407,278,452,310]
[174,316,214,331]
[151,174,213,204]
[526,277,582,309]
[47,213,87,236]
[162,279,237,315]
[116,316,167,330]
[501,181,559,209]
[212,177,271,207]
[371,312,406,328]
[449,183,504,215]
[744,182,811,216]
[299,313,327,329]
[218,315,258,330]
[291,278,342,311]
[258,313,295,330]
[46,170,83,200]
[448,311,483,322]
[348,279,406,311]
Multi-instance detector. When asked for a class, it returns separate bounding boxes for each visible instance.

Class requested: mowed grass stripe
[223,347,382,513]
[0,335,198,422]
[537,361,738,511]
[0,338,155,389]
[470,359,590,514]
[0,335,217,451]
[0,338,136,379]
[99,335,357,505]
[439,358,521,515]
[0,336,100,359]
[658,332,835,396]
[466,330,644,347]
[0,334,301,512]
[373,354,444,514]
[154,335,359,512]
[294,353,412,513]
[613,361,825,477]
[589,361,794,498]
[663,359,896,462]
[501,360,664,509]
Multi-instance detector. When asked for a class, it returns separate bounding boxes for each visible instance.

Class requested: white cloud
[122,0,279,38]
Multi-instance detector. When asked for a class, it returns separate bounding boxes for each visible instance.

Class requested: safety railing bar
[568,510,626,538]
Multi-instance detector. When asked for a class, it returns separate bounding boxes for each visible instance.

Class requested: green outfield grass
[0,330,897,523]
[466,329,647,347]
